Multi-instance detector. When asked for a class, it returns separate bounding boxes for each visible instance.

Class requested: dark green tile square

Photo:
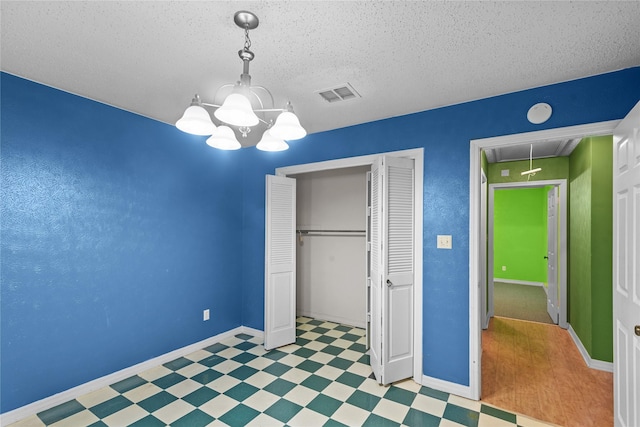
[235,341,257,351]
[335,325,352,332]
[235,333,254,340]
[358,354,370,364]
[293,347,316,358]
[384,386,416,405]
[263,361,291,376]
[128,415,166,427]
[346,390,380,411]
[296,337,311,346]
[264,399,303,423]
[232,352,258,364]
[336,371,366,388]
[363,413,401,427]
[341,333,361,342]
[172,409,215,427]
[38,400,85,425]
[110,375,146,393]
[443,403,480,427]
[138,391,177,413]
[225,382,259,402]
[321,345,343,356]
[163,357,193,371]
[317,335,337,344]
[87,421,108,427]
[403,408,441,427]
[419,386,449,401]
[481,404,517,423]
[307,394,342,417]
[311,326,330,334]
[301,374,332,392]
[183,387,220,407]
[349,343,367,353]
[308,319,323,325]
[192,369,223,385]
[264,349,287,361]
[229,365,258,380]
[297,359,322,373]
[323,420,349,427]
[89,395,133,418]
[204,342,228,353]
[152,372,187,389]
[263,378,297,396]
[328,357,354,370]
[218,403,260,427]
[199,354,225,367]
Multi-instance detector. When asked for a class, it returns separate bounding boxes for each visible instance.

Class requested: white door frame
[469,120,620,400]
[487,180,567,329]
[276,148,424,382]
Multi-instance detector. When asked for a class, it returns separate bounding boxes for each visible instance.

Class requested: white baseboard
[494,279,545,287]
[421,374,474,400]
[1,326,250,426]
[567,324,613,373]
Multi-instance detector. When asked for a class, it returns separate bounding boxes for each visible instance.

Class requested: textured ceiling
[2,1,639,147]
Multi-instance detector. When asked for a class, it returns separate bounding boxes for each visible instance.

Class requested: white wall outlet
[502,266,507,271]
[501,169,510,177]
[437,235,452,249]
[203,309,210,321]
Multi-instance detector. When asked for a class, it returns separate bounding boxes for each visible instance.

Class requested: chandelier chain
[244,28,252,52]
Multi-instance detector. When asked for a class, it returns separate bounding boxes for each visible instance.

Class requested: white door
[613,101,640,427]
[546,186,559,324]
[264,175,296,350]
[366,171,372,350]
[370,156,415,385]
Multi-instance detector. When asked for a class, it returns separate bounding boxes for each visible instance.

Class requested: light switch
[501,169,510,177]
[437,235,452,249]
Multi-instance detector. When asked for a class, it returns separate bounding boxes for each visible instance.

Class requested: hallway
[481,317,613,427]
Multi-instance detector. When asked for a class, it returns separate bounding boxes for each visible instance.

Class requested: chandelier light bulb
[256,130,289,152]
[269,111,307,140]
[175,105,216,136]
[206,126,241,150]
[214,93,260,127]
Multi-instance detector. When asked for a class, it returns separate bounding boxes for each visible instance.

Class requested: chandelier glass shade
[175,11,306,150]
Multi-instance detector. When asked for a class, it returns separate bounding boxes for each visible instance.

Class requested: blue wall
[238,67,640,386]
[1,73,245,412]
[2,67,639,412]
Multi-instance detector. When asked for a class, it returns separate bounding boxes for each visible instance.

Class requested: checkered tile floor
[10,317,553,427]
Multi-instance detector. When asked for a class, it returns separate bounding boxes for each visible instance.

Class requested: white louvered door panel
[383,156,415,384]
[264,175,296,350]
[613,101,640,427]
[369,159,383,383]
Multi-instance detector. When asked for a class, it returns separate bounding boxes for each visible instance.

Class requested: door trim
[276,148,424,382]
[487,180,567,328]
[469,120,620,400]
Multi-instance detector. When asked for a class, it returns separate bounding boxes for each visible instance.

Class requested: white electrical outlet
[501,169,510,177]
[502,266,507,271]
[203,309,210,321]
[437,235,452,249]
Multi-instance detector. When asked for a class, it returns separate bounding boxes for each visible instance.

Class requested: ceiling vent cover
[317,83,361,103]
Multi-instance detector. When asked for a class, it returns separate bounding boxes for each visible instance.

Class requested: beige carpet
[493,282,554,324]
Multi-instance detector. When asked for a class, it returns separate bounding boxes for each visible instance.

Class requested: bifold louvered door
[264,175,296,350]
[370,156,415,385]
[613,101,640,427]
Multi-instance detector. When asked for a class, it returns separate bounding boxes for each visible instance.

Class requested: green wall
[568,136,613,362]
[487,156,569,183]
[493,188,548,283]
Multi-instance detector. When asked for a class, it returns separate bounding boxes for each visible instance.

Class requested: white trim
[241,326,264,339]
[276,147,424,384]
[421,375,473,399]
[494,279,545,287]
[0,327,245,426]
[567,324,614,373]
[469,120,619,401]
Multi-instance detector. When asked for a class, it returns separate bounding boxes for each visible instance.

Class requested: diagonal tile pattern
[8,317,553,427]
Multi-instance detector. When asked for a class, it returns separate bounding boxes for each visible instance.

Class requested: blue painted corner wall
[2,67,639,412]
[237,67,640,386]
[1,73,245,412]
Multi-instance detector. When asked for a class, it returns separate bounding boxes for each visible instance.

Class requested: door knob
[544,256,549,259]
[386,279,393,287]
[635,325,640,337]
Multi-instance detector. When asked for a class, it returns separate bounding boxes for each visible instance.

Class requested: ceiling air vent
[317,83,361,103]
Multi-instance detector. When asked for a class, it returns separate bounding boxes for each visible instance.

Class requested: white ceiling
[2,1,639,147]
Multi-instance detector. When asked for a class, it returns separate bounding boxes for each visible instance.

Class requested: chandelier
[175,11,306,151]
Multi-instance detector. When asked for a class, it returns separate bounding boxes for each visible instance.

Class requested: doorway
[270,148,424,383]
